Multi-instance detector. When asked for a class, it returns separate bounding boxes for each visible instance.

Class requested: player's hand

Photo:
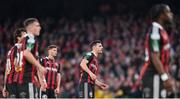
[163,79,174,92]
[89,72,97,81]
[2,87,9,97]
[55,87,60,95]
[100,83,109,90]
[40,85,47,92]
[40,81,47,92]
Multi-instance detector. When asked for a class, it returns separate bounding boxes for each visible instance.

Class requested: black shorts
[6,83,18,98]
[17,82,37,98]
[142,74,175,98]
[40,89,56,98]
[142,73,165,98]
[78,82,95,98]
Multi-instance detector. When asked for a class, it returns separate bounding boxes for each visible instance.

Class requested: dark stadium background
[0,0,180,98]
[0,0,179,19]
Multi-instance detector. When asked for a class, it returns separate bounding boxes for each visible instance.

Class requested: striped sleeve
[25,36,35,51]
[57,63,61,73]
[83,52,93,61]
[150,25,161,52]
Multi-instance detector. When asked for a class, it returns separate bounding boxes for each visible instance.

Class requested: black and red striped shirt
[40,57,61,89]
[5,43,23,84]
[6,46,16,84]
[144,22,170,74]
[17,34,39,84]
[79,52,99,85]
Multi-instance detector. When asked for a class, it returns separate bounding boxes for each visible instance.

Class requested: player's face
[17,31,26,42]
[163,6,173,23]
[20,31,26,40]
[50,48,58,57]
[32,21,41,36]
[95,43,103,54]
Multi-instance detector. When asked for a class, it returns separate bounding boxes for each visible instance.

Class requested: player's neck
[17,40,21,43]
[48,55,55,60]
[27,31,35,38]
[92,51,98,57]
[157,20,165,28]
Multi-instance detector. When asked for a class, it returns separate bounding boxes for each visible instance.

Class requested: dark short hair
[23,18,39,28]
[149,4,169,21]
[47,45,58,50]
[14,28,26,43]
[89,40,102,48]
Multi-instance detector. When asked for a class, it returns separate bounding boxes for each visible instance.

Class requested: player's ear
[92,45,96,50]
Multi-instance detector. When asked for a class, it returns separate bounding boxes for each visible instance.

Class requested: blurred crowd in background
[0,0,180,98]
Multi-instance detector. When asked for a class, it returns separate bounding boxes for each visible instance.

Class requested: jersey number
[15,51,23,72]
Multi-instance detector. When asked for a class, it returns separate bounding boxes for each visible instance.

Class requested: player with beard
[78,40,109,98]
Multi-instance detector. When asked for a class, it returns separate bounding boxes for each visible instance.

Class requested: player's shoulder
[7,46,16,56]
[14,43,22,49]
[55,62,60,67]
[149,22,163,39]
[9,45,16,52]
[7,48,13,55]
[40,56,47,61]
[24,33,35,43]
[84,52,93,57]
[83,52,94,60]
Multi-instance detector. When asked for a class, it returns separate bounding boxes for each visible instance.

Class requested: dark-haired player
[39,45,61,98]
[2,28,26,98]
[142,4,175,98]
[78,40,109,98]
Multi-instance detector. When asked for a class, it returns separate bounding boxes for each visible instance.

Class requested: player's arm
[3,69,8,97]
[151,53,165,74]
[55,73,61,94]
[95,79,109,90]
[23,38,46,74]
[150,29,166,75]
[56,64,61,89]
[4,58,9,89]
[24,50,45,72]
[37,58,47,91]
[3,66,7,90]
[3,58,9,97]
[150,28,173,91]
[55,63,61,95]
[13,47,18,68]
[80,58,97,80]
[37,70,47,91]
[56,73,61,88]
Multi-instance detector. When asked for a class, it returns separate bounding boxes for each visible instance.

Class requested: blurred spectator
[0,12,179,98]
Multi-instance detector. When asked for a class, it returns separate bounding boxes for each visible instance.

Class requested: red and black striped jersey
[17,33,39,84]
[144,22,170,74]
[79,52,99,85]
[6,46,16,84]
[6,43,22,84]
[40,57,61,89]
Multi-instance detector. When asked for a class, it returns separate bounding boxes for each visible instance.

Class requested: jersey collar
[46,56,55,62]
[15,43,22,49]
[152,22,163,29]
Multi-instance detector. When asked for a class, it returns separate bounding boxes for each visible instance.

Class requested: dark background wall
[0,0,179,20]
